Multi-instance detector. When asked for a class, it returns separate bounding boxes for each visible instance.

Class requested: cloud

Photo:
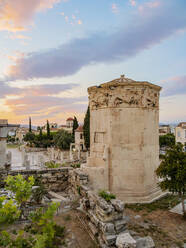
[77,20,82,25]
[0,0,61,32]
[9,34,31,40]
[129,0,136,7]
[3,0,186,82]
[0,81,86,118]
[0,83,22,98]
[112,3,119,14]
[5,95,87,115]
[160,75,186,97]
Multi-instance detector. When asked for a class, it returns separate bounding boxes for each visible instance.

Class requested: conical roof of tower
[88,75,161,93]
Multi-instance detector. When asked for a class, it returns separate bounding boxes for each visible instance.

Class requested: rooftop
[75,125,83,132]
[66,117,74,121]
[88,75,162,93]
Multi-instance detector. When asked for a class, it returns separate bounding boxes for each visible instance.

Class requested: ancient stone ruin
[83,75,164,203]
[0,119,19,169]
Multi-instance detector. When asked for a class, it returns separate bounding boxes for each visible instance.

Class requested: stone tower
[85,75,164,203]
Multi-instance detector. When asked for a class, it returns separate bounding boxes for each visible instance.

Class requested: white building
[159,125,171,136]
[59,117,74,133]
[75,125,85,151]
[175,122,186,150]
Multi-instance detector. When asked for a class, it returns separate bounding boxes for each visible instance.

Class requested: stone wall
[69,169,155,247]
[69,170,128,247]
[0,167,71,192]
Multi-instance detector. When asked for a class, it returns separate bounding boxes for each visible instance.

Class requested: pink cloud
[112,3,119,14]
[129,0,136,7]
[138,1,160,13]
[0,0,61,32]
[160,75,186,96]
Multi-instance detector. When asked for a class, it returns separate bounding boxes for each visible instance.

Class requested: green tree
[54,130,73,150]
[39,127,43,140]
[159,133,175,148]
[29,117,32,132]
[156,143,186,216]
[72,116,79,140]
[5,174,35,208]
[24,132,35,143]
[83,106,90,149]
[0,197,20,225]
[46,120,50,138]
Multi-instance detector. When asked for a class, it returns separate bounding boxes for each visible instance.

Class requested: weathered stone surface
[114,218,127,233]
[88,210,100,226]
[136,236,155,248]
[111,199,125,212]
[88,222,98,236]
[102,234,116,246]
[116,232,136,248]
[100,222,115,235]
[85,75,163,203]
[0,168,71,192]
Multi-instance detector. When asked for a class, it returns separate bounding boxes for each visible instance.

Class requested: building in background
[15,127,29,143]
[175,122,186,150]
[159,125,171,136]
[59,117,74,133]
[75,125,85,151]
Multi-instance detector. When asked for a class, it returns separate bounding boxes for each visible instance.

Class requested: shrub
[45,161,61,168]
[5,174,35,207]
[71,163,81,168]
[32,176,47,204]
[53,130,73,150]
[99,190,116,202]
[0,197,20,225]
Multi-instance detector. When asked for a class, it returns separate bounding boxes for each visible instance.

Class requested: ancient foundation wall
[0,168,71,192]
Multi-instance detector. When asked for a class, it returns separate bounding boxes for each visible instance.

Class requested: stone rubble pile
[69,169,155,248]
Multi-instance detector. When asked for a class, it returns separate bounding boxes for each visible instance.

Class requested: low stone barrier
[0,168,72,192]
[69,170,127,247]
[69,169,155,248]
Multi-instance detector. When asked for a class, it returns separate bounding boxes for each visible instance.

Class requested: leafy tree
[72,116,79,140]
[83,106,90,149]
[156,143,186,216]
[29,117,32,132]
[5,174,35,208]
[29,202,61,247]
[0,197,20,225]
[23,132,35,143]
[159,133,175,148]
[54,130,73,150]
[46,120,50,138]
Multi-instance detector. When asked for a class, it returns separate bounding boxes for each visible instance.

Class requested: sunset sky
[0,0,186,126]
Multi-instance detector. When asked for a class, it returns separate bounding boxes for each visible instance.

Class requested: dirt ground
[125,208,186,248]
[54,210,98,248]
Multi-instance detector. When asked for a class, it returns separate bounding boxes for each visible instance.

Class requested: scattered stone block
[136,236,155,248]
[100,222,115,235]
[114,218,127,233]
[116,232,136,248]
[102,234,116,246]
[111,199,125,212]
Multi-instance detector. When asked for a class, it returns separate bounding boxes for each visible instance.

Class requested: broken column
[0,119,19,169]
[85,75,163,203]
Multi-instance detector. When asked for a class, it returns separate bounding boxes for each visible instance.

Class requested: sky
[0,0,186,126]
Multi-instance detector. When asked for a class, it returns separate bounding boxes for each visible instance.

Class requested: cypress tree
[39,126,43,137]
[29,117,32,132]
[46,120,50,138]
[83,106,90,149]
[72,116,79,140]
